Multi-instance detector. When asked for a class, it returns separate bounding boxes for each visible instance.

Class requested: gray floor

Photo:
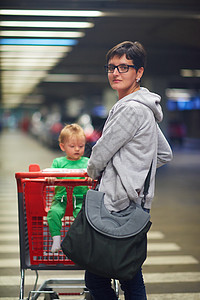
[0,129,200,299]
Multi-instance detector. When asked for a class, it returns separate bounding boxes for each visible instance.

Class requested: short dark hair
[106,41,147,70]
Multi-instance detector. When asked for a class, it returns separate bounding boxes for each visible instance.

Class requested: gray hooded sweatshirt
[87,87,173,211]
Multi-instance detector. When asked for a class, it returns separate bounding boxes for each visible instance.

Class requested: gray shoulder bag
[61,164,152,281]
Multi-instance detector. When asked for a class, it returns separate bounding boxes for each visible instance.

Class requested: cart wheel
[84,288,92,300]
[43,287,59,299]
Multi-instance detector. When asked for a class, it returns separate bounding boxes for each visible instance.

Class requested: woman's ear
[137,67,144,79]
[59,143,65,152]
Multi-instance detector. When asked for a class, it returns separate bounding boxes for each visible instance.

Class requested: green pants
[47,197,83,237]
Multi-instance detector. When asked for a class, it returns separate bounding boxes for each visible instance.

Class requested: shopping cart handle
[15,170,96,192]
[15,171,90,178]
[15,163,98,192]
[18,178,94,187]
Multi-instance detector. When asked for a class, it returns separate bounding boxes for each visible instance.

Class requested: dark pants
[85,268,147,300]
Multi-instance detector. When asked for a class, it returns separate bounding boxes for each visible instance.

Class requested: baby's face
[60,136,85,160]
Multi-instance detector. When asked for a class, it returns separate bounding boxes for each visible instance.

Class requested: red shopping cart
[15,164,97,300]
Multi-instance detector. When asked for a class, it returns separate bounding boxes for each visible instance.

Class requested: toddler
[47,124,89,253]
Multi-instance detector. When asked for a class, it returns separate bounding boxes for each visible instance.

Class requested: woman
[85,41,173,300]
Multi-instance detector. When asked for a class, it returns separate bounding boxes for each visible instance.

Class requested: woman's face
[107,54,144,99]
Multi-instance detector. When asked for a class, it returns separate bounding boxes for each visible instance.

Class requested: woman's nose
[113,67,120,75]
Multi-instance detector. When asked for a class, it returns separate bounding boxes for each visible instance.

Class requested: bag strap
[95,161,153,208]
[141,161,153,208]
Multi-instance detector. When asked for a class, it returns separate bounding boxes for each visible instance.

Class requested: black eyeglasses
[104,64,138,73]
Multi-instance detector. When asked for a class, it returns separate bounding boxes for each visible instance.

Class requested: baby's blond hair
[58,123,86,144]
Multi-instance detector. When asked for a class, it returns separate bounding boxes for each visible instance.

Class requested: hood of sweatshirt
[121,87,163,123]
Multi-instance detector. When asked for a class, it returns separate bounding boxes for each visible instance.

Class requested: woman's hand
[46,177,56,184]
[86,176,93,184]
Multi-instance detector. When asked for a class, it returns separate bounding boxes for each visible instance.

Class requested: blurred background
[0,0,200,153]
[0,1,200,299]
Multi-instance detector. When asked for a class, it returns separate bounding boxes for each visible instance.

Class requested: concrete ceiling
[1,0,200,108]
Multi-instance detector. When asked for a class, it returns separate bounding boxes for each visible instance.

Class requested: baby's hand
[46,177,56,184]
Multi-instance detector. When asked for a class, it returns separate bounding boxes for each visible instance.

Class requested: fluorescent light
[3,70,47,78]
[1,46,66,71]
[2,66,56,71]
[1,61,60,70]
[2,75,45,85]
[3,86,36,94]
[166,88,195,100]
[0,8,198,20]
[1,94,44,108]
[180,69,193,77]
[2,95,23,102]
[45,74,107,83]
[2,68,49,107]
[0,38,78,46]
[0,21,94,28]
[1,30,85,38]
[2,77,41,83]
[2,57,60,64]
[0,45,72,52]
[0,9,104,17]
[180,69,200,77]
[1,51,66,59]
[45,74,84,82]
[3,81,41,90]
[24,96,44,104]
[0,9,94,108]
[2,81,42,94]
[2,64,58,70]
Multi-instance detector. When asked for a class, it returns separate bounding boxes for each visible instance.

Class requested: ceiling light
[180,69,200,77]
[2,66,56,71]
[2,70,47,78]
[2,95,24,103]
[45,74,107,83]
[3,85,36,94]
[166,88,195,100]
[1,64,58,70]
[2,82,43,95]
[1,51,66,59]
[2,57,60,64]
[0,9,104,17]
[0,38,78,46]
[0,21,94,28]
[0,9,93,108]
[0,45,72,52]
[45,74,84,82]
[0,30,85,38]
[0,9,198,20]
[2,77,41,82]
[180,69,193,77]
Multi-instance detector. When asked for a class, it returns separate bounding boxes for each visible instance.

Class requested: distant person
[169,120,186,147]
[47,124,90,253]
[85,41,173,299]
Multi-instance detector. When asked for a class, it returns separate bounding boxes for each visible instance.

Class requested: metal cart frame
[15,164,93,299]
[15,164,120,300]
